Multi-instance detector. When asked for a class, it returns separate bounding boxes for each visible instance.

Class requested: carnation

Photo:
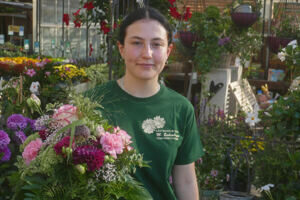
[0,146,11,162]
[52,104,78,126]
[54,136,74,155]
[0,130,10,148]
[6,114,28,131]
[22,138,43,165]
[73,145,105,171]
[100,132,124,158]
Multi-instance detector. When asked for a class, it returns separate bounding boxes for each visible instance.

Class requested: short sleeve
[174,104,204,165]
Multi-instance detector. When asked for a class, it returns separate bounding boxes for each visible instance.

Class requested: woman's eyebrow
[128,36,165,41]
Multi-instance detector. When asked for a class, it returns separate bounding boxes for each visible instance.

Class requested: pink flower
[25,69,36,77]
[114,127,133,151]
[22,138,43,165]
[45,71,51,76]
[95,125,105,137]
[100,132,124,158]
[210,169,218,177]
[52,104,78,126]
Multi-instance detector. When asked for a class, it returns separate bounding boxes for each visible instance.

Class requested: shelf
[248,79,290,95]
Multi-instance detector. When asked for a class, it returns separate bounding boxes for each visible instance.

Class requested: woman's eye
[132,41,142,45]
[152,43,162,48]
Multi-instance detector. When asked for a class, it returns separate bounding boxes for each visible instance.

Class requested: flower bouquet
[14,95,152,200]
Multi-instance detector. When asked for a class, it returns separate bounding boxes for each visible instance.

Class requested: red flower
[113,22,118,29]
[89,43,93,56]
[168,0,176,6]
[100,21,110,34]
[63,13,70,26]
[170,7,181,20]
[54,136,75,156]
[83,1,94,11]
[183,7,192,21]
[72,145,105,171]
[74,18,81,28]
[73,8,80,16]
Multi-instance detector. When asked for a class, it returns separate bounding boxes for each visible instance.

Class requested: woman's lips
[137,64,154,69]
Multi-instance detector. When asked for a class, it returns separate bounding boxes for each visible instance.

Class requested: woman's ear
[167,43,173,57]
[117,41,124,58]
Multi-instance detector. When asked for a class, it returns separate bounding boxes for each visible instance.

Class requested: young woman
[86,7,203,200]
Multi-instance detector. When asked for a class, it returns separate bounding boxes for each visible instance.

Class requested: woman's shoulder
[83,80,116,100]
[163,86,194,108]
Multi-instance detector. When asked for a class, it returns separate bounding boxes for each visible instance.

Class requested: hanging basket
[268,36,293,53]
[179,31,200,48]
[231,12,259,28]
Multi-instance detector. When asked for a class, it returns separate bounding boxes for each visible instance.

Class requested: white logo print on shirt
[142,116,166,134]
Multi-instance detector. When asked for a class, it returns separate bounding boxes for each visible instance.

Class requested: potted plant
[230,0,261,28]
[268,5,300,53]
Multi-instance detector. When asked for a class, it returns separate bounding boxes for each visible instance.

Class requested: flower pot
[219,53,235,68]
[179,31,200,48]
[220,191,254,200]
[268,36,293,53]
[231,12,258,28]
[200,190,220,200]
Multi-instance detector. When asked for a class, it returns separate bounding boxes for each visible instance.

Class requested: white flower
[30,81,40,95]
[153,116,166,129]
[288,40,297,49]
[142,119,155,134]
[260,184,274,191]
[264,112,272,117]
[245,112,261,126]
[278,51,286,62]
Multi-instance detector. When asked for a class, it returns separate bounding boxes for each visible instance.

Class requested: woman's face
[118,19,173,82]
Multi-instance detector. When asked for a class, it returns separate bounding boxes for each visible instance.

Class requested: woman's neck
[118,76,160,98]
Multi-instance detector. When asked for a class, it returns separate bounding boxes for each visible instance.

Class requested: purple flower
[0,130,10,148]
[14,131,27,144]
[6,114,28,131]
[0,146,11,162]
[73,145,105,171]
[26,118,37,131]
[36,60,47,68]
[218,37,231,46]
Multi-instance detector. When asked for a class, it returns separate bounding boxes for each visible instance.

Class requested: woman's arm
[172,162,199,200]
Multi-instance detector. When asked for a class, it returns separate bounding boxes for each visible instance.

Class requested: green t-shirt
[85,80,204,200]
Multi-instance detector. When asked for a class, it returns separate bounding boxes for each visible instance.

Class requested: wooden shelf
[248,79,290,95]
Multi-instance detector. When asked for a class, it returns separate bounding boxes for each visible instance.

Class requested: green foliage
[254,89,300,199]
[189,6,227,74]
[0,42,26,57]
[84,63,109,85]
[261,89,300,140]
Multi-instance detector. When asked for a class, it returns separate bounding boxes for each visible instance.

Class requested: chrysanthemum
[6,114,28,131]
[0,130,10,148]
[0,146,11,162]
[73,145,105,171]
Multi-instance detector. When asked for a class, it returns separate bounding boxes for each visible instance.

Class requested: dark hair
[118,7,173,45]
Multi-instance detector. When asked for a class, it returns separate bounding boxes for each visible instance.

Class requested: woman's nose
[141,44,152,58]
